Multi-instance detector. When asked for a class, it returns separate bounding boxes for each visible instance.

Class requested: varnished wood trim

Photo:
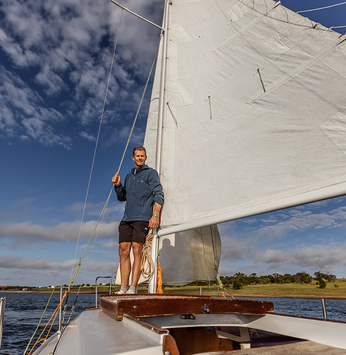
[163,334,180,355]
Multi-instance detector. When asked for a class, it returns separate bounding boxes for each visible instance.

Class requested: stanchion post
[58,287,63,334]
[321,299,327,320]
[0,297,6,349]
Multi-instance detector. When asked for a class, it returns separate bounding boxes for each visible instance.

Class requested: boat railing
[0,297,5,349]
[94,276,117,307]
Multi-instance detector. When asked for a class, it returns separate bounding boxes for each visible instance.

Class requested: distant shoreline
[1,281,346,299]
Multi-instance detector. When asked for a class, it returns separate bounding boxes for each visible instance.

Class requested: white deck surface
[33,309,165,355]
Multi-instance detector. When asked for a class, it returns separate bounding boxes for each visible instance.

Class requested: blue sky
[1,0,346,286]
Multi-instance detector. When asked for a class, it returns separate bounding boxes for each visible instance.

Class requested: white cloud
[0,255,118,286]
[0,255,73,270]
[220,236,250,261]
[246,206,346,241]
[0,0,164,147]
[65,201,124,218]
[102,240,118,250]
[0,67,73,148]
[34,65,68,96]
[79,131,95,141]
[218,237,346,277]
[0,220,118,244]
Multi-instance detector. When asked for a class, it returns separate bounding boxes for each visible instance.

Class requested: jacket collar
[131,164,149,174]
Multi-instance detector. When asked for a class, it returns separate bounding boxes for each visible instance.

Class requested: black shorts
[118,221,149,244]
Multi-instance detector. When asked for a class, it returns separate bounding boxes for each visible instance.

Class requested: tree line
[218,271,336,289]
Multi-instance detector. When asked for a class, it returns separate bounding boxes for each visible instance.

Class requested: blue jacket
[114,164,164,222]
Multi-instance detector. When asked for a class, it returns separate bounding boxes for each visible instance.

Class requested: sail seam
[252,42,341,102]
[167,102,179,127]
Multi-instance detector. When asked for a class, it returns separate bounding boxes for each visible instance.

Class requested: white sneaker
[116,289,127,294]
[126,289,135,294]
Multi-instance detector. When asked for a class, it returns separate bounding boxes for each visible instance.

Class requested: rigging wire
[69,9,124,287]
[238,0,346,33]
[53,13,124,355]
[296,1,346,14]
[115,42,160,176]
[53,26,161,347]
[77,206,106,293]
[66,204,108,325]
[23,289,55,355]
[68,39,160,284]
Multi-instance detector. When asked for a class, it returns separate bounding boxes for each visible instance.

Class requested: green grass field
[123,280,346,299]
[3,279,346,299]
[154,280,346,299]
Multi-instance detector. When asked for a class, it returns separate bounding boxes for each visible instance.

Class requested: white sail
[158,225,221,285]
[144,2,221,284]
[145,0,346,237]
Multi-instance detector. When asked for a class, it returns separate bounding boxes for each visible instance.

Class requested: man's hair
[133,146,147,156]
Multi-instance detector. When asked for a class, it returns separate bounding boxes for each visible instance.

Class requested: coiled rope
[141,230,155,279]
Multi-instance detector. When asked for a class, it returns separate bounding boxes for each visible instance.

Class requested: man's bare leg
[119,242,131,287]
[130,242,144,287]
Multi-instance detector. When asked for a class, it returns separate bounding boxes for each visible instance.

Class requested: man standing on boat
[112,146,163,294]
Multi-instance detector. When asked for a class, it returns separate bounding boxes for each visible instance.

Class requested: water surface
[1,292,346,355]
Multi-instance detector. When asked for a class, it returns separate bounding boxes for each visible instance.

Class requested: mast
[148,0,170,294]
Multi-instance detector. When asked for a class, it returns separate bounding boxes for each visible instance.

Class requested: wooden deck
[99,294,274,319]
